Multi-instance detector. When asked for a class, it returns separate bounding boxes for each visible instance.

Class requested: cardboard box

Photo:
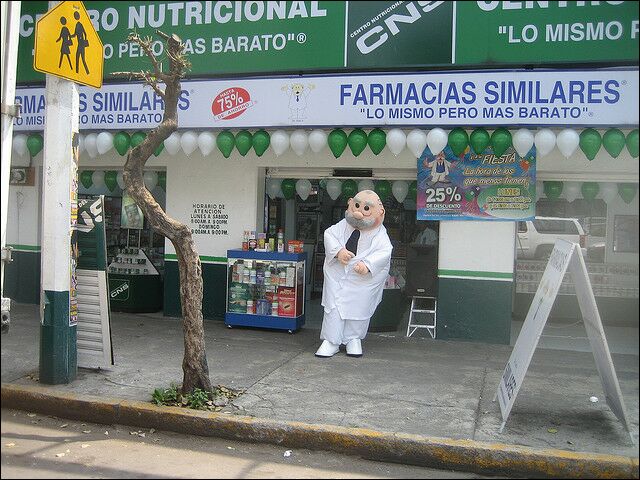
[287,240,304,253]
[277,286,296,317]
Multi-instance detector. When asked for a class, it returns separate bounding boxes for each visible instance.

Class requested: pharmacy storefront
[7,1,639,344]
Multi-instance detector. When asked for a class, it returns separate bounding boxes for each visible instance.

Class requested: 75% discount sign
[211,87,254,121]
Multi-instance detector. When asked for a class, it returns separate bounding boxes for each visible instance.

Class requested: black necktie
[345,229,360,256]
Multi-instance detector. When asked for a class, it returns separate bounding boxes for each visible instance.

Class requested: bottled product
[248,231,257,250]
[246,300,254,314]
[258,233,266,250]
[242,230,249,251]
[277,229,284,253]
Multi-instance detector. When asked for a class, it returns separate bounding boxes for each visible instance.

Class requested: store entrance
[265,178,439,333]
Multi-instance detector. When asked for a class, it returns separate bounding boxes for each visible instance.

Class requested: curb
[2,383,638,479]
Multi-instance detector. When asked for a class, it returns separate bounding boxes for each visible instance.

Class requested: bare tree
[113,31,212,394]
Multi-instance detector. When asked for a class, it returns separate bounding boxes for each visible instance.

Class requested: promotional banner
[69,133,80,327]
[17,2,637,83]
[121,191,144,230]
[416,145,536,221]
[14,69,639,130]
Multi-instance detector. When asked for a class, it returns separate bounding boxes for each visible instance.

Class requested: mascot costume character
[315,190,392,358]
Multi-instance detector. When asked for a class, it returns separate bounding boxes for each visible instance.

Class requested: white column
[41,76,79,295]
[1,1,22,299]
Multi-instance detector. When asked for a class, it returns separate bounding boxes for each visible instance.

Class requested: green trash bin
[108,273,163,313]
[370,289,410,332]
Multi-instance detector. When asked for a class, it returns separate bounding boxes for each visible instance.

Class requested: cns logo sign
[109,279,130,301]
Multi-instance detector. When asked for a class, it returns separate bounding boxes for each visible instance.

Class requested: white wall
[439,221,516,278]
[6,171,40,249]
[165,153,260,258]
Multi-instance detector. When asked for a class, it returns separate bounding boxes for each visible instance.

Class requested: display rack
[101,195,165,276]
[225,249,306,333]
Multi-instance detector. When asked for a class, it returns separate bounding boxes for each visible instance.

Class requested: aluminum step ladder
[406,296,437,338]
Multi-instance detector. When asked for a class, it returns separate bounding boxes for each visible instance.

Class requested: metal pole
[39,68,79,384]
[1,1,22,332]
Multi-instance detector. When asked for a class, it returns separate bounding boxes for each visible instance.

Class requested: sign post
[37,1,103,384]
[495,240,632,440]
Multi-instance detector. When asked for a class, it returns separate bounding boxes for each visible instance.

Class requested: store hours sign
[190,203,229,236]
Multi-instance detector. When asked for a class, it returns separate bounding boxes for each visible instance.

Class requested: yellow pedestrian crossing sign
[34,1,103,89]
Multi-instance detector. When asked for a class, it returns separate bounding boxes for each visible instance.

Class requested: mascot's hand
[354,261,369,275]
[337,248,355,265]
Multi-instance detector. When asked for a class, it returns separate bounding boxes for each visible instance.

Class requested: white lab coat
[429,158,451,181]
[321,219,393,320]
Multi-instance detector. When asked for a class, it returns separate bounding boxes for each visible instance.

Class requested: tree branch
[127,32,168,82]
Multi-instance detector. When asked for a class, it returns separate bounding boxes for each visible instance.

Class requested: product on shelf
[107,247,159,275]
[277,229,284,253]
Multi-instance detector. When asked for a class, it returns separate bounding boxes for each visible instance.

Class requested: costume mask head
[345,190,385,230]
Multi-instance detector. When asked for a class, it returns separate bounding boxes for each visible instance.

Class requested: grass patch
[151,384,243,411]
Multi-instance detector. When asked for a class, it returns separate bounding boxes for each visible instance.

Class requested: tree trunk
[117,32,212,394]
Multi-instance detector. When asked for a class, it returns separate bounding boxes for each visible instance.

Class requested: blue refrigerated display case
[225,249,305,333]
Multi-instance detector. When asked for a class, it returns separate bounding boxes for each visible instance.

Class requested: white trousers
[431,172,448,183]
[320,308,370,345]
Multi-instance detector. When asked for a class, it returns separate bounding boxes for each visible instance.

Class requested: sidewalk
[2,302,638,478]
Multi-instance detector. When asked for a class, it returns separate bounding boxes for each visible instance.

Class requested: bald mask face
[345,190,385,230]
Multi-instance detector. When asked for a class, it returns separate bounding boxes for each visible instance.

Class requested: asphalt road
[1,408,503,479]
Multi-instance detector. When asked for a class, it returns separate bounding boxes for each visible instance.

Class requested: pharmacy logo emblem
[109,280,130,301]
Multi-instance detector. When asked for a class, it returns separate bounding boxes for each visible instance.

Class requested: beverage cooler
[225,249,306,333]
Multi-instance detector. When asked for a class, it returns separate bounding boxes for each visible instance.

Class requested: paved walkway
[2,302,638,478]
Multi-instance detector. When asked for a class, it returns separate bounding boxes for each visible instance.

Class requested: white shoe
[315,340,340,358]
[346,339,363,357]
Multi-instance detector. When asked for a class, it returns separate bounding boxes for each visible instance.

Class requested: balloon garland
[14,128,639,163]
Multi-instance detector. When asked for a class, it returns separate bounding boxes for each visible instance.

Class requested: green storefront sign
[455,1,639,65]
[17,1,638,84]
[345,1,453,69]
[18,1,346,83]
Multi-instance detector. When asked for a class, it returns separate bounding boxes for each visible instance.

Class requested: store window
[516,198,608,263]
[613,215,639,253]
[514,193,639,323]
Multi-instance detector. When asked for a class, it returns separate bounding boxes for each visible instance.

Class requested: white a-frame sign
[496,239,632,439]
